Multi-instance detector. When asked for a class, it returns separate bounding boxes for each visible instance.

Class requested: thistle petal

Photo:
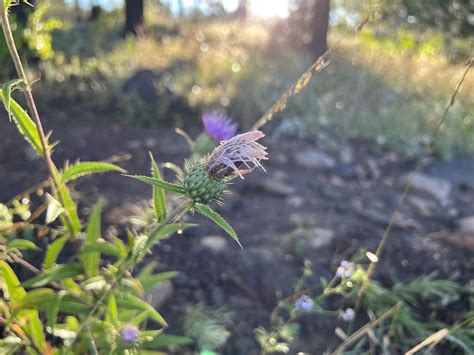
[205,131,268,180]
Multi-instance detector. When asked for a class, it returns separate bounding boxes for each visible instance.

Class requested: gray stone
[286,195,304,208]
[457,216,474,233]
[294,148,335,169]
[308,228,335,249]
[261,178,295,196]
[126,140,142,150]
[146,280,174,309]
[200,235,228,253]
[405,173,452,206]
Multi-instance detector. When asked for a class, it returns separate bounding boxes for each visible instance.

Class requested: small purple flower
[202,110,238,143]
[295,295,314,312]
[339,308,355,322]
[120,325,139,343]
[336,260,354,278]
[206,131,268,180]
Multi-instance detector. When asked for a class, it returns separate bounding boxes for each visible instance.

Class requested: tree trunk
[125,0,144,35]
[310,0,330,57]
[235,0,247,19]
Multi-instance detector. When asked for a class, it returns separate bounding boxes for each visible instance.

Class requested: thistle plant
[0,2,268,353]
[177,110,239,156]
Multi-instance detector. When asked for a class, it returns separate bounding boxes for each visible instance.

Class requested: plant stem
[0,4,75,235]
[64,199,193,353]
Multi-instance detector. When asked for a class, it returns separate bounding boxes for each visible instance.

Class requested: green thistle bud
[193,133,216,156]
[183,163,226,204]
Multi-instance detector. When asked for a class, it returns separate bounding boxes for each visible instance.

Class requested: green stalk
[0,3,75,235]
[64,199,193,353]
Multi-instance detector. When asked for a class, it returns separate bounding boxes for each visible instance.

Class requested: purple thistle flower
[202,110,238,143]
[205,131,268,180]
[295,295,314,312]
[339,308,355,322]
[120,325,139,343]
[336,260,354,278]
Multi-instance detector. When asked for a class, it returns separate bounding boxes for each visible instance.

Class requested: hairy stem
[0,4,75,235]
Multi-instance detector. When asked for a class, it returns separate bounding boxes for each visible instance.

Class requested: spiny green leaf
[0,92,43,154]
[126,175,186,195]
[82,201,102,278]
[61,161,125,183]
[44,235,68,270]
[7,239,40,251]
[194,204,242,248]
[150,153,167,222]
[1,79,23,121]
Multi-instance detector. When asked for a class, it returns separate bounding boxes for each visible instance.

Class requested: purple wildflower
[336,260,354,278]
[205,131,268,180]
[202,110,238,143]
[339,308,355,322]
[120,325,139,343]
[295,295,314,312]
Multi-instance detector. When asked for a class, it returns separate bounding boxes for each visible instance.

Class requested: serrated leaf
[45,193,64,224]
[116,293,167,326]
[0,93,43,154]
[150,153,167,222]
[126,175,186,195]
[1,79,23,122]
[62,162,125,183]
[82,201,102,278]
[194,204,242,248]
[23,264,82,288]
[7,239,40,251]
[44,235,68,270]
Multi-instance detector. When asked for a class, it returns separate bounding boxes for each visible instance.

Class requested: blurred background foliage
[0,0,473,158]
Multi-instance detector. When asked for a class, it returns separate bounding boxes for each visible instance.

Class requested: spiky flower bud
[183,163,227,204]
[182,131,267,204]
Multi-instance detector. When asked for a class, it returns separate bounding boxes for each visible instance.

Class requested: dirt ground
[1,108,473,353]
